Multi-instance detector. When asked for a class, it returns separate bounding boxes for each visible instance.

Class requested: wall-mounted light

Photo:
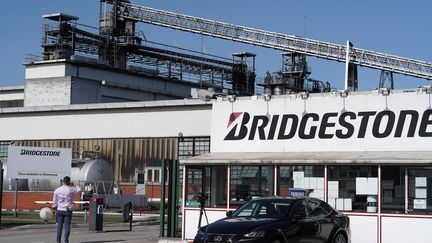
[376,87,391,96]
[300,91,309,100]
[228,95,236,102]
[339,90,349,98]
[416,85,432,94]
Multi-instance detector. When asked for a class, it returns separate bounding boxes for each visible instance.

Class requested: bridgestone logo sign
[224,110,432,141]
[210,92,432,153]
[7,146,71,180]
[20,149,61,156]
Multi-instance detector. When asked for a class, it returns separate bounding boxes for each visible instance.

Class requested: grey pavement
[0,215,186,243]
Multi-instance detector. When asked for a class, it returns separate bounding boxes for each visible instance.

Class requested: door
[185,167,211,207]
[284,200,319,243]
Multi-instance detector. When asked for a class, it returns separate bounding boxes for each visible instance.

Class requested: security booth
[180,90,432,243]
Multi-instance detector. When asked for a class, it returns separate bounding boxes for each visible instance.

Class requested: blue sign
[289,189,307,198]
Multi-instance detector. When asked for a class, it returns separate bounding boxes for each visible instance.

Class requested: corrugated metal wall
[16,137,178,182]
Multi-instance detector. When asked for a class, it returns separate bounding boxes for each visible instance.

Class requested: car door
[307,199,336,243]
[283,200,319,243]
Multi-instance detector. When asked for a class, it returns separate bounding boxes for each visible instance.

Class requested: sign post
[14,179,17,217]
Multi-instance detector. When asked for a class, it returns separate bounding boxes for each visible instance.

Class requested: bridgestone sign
[211,91,432,153]
[7,146,71,180]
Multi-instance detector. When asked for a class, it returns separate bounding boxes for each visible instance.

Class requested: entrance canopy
[181,151,432,165]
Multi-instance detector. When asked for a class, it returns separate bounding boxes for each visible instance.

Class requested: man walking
[52,176,82,243]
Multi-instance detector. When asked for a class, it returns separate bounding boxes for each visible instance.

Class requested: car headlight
[244,230,266,238]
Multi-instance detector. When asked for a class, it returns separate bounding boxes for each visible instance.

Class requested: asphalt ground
[0,215,185,243]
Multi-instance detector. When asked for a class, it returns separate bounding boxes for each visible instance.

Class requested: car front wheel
[333,233,346,243]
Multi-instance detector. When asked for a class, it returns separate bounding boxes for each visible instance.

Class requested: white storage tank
[27,158,114,192]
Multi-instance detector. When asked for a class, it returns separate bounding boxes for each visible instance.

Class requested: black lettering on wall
[299,113,319,139]
[373,110,395,138]
[336,112,356,139]
[357,111,377,138]
[419,109,432,137]
[224,112,250,140]
[318,112,338,139]
[394,110,418,137]
[267,115,280,140]
[249,116,269,140]
[277,114,299,139]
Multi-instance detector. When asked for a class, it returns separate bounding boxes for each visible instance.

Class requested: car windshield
[232,199,293,218]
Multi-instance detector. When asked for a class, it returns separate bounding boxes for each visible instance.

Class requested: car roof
[248,196,302,202]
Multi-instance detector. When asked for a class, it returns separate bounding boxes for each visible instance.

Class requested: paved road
[0,223,161,243]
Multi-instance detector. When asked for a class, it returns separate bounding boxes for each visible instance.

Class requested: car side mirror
[226,210,234,217]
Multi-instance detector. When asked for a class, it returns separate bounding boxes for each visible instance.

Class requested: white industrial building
[1,1,432,243]
[2,63,432,242]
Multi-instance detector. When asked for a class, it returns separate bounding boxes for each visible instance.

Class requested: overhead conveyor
[118,1,432,84]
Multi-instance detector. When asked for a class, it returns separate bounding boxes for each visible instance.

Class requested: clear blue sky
[1,0,431,91]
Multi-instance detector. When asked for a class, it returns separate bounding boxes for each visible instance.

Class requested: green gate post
[167,159,179,237]
[159,159,167,237]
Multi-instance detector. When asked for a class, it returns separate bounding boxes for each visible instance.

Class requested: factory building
[1,1,432,243]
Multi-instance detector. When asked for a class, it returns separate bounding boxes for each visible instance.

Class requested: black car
[193,197,350,243]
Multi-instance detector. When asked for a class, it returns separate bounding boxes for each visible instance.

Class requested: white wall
[0,92,23,101]
[183,209,227,240]
[0,101,212,140]
[381,216,432,243]
[24,77,72,106]
[25,62,66,79]
[349,215,378,243]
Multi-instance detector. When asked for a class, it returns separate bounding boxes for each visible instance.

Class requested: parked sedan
[193,197,350,243]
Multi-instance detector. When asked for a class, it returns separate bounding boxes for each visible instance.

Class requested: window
[328,165,378,212]
[185,166,227,208]
[278,166,325,199]
[178,137,210,160]
[137,172,145,184]
[145,168,161,183]
[0,141,10,159]
[308,199,332,218]
[381,166,405,213]
[0,100,23,108]
[230,165,274,206]
[291,200,309,218]
[147,169,153,182]
[185,167,210,207]
[407,168,432,215]
[154,170,160,183]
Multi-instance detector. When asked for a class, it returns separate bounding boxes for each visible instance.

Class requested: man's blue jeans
[56,210,73,243]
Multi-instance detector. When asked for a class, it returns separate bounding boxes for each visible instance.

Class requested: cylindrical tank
[1,159,29,191]
[27,158,114,192]
[71,158,115,193]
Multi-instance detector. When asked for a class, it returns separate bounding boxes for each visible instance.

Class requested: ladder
[119,2,432,81]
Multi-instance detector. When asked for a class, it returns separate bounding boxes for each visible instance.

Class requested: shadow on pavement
[81,240,126,243]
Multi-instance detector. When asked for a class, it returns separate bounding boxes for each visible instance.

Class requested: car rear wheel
[333,233,346,243]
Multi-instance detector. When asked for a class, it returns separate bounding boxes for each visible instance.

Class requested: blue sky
[0,0,431,91]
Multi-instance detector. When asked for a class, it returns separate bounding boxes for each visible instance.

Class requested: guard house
[180,89,432,243]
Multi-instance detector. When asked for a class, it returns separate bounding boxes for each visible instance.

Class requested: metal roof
[42,13,79,22]
[181,151,432,165]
